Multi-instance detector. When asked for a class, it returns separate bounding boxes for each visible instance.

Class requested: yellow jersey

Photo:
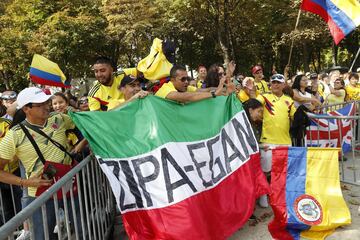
[0,113,75,197]
[257,93,296,145]
[255,80,269,94]
[88,68,137,111]
[237,89,259,103]
[345,85,360,101]
[0,118,18,173]
[155,81,197,99]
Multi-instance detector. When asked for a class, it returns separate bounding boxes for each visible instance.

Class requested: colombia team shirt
[88,68,137,111]
[155,81,197,99]
[0,117,18,173]
[0,113,74,197]
[255,80,269,94]
[257,93,296,145]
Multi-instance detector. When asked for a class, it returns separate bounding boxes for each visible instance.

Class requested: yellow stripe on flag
[31,54,66,81]
[301,148,351,240]
[331,0,360,25]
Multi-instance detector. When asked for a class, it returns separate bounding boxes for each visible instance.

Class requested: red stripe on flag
[30,75,71,88]
[268,147,294,240]
[301,0,345,44]
[122,153,269,240]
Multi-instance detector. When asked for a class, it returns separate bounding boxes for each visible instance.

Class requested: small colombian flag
[269,147,351,240]
[29,54,70,88]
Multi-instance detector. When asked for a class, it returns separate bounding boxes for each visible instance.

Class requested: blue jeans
[22,195,82,240]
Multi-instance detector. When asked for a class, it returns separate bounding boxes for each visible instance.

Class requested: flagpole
[287,9,302,66]
[349,46,360,72]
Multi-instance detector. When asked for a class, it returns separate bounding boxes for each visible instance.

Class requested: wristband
[210,90,216,98]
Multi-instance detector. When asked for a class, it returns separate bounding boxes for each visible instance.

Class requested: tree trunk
[332,42,338,66]
[302,44,310,73]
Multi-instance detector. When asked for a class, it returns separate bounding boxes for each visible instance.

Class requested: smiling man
[88,56,137,111]
[155,65,226,103]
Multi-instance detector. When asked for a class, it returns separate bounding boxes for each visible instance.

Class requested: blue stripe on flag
[310,0,356,35]
[285,147,310,239]
[30,67,62,83]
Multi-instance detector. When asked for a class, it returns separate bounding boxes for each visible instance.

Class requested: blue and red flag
[29,54,70,88]
[269,147,351,240]
[301,0,360,44]
[306,103,355,154]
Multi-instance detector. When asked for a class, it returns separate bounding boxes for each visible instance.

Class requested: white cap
[270,74,285,83]
[357,67,360,73]
[17,87,52,109]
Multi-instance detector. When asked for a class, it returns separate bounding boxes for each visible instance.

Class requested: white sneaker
[259,195,269,208]
[16,230,31,240]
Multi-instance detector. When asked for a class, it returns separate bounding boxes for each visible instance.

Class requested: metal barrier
[0,155,115,240]
[306,101,360,186]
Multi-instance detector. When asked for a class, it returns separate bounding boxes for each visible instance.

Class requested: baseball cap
[270,74,285,83]
[242,77,255,88]
[251,65,263,74]
[17,87,52,108]
[120,75,138,88]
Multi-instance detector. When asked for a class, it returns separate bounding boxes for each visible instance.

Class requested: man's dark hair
[170,65,187,79]
[94,56,117,71]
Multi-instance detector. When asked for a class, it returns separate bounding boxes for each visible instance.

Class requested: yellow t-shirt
[0,118,18,173]
[0,113,75,197]
[196,79,204,88]
[237,89,259,103]
[107,99,126,111]
[155,81,197,99]
[257,93,296,145]
[327,89,346,106]
[345,85,360,101]
[88,68,137,111]
[255,80,269,94]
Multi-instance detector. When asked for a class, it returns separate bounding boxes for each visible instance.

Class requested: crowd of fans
[0,56,359,239]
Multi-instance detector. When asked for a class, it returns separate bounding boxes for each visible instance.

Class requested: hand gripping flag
[70,94,269,240]
[30,54,70,88]
[269,147,351,240]
[301,0,360,44]
[306,103,355,153]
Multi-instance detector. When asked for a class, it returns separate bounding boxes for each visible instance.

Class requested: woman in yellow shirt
[345,73,360,101]
[326,79,346,107]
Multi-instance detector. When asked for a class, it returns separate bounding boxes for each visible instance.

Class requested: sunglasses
[218,72,226,77]
[179,77,192,82]
[79,99,88,104]
[1,93,17,100]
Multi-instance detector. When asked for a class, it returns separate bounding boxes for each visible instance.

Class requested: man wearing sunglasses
[155,65,226,103]
[256,74,296,208]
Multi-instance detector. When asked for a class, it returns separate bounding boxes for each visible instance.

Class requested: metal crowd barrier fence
[0,155,116,240]
[306,101,360,186]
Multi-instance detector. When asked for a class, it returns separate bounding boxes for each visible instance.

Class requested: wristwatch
[210,90,216,98]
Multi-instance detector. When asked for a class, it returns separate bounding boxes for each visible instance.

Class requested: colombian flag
[269,147,351,240]
[29,54,70,88]
[301,0,360,44]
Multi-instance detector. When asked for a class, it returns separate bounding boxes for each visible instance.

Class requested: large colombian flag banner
[29,54,70,88]
[70,94,269,239]
[301,0,360,44]
[269,147,351,240]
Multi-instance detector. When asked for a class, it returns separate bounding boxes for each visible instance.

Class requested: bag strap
[22,121,73,159]
[19,123,46,165]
